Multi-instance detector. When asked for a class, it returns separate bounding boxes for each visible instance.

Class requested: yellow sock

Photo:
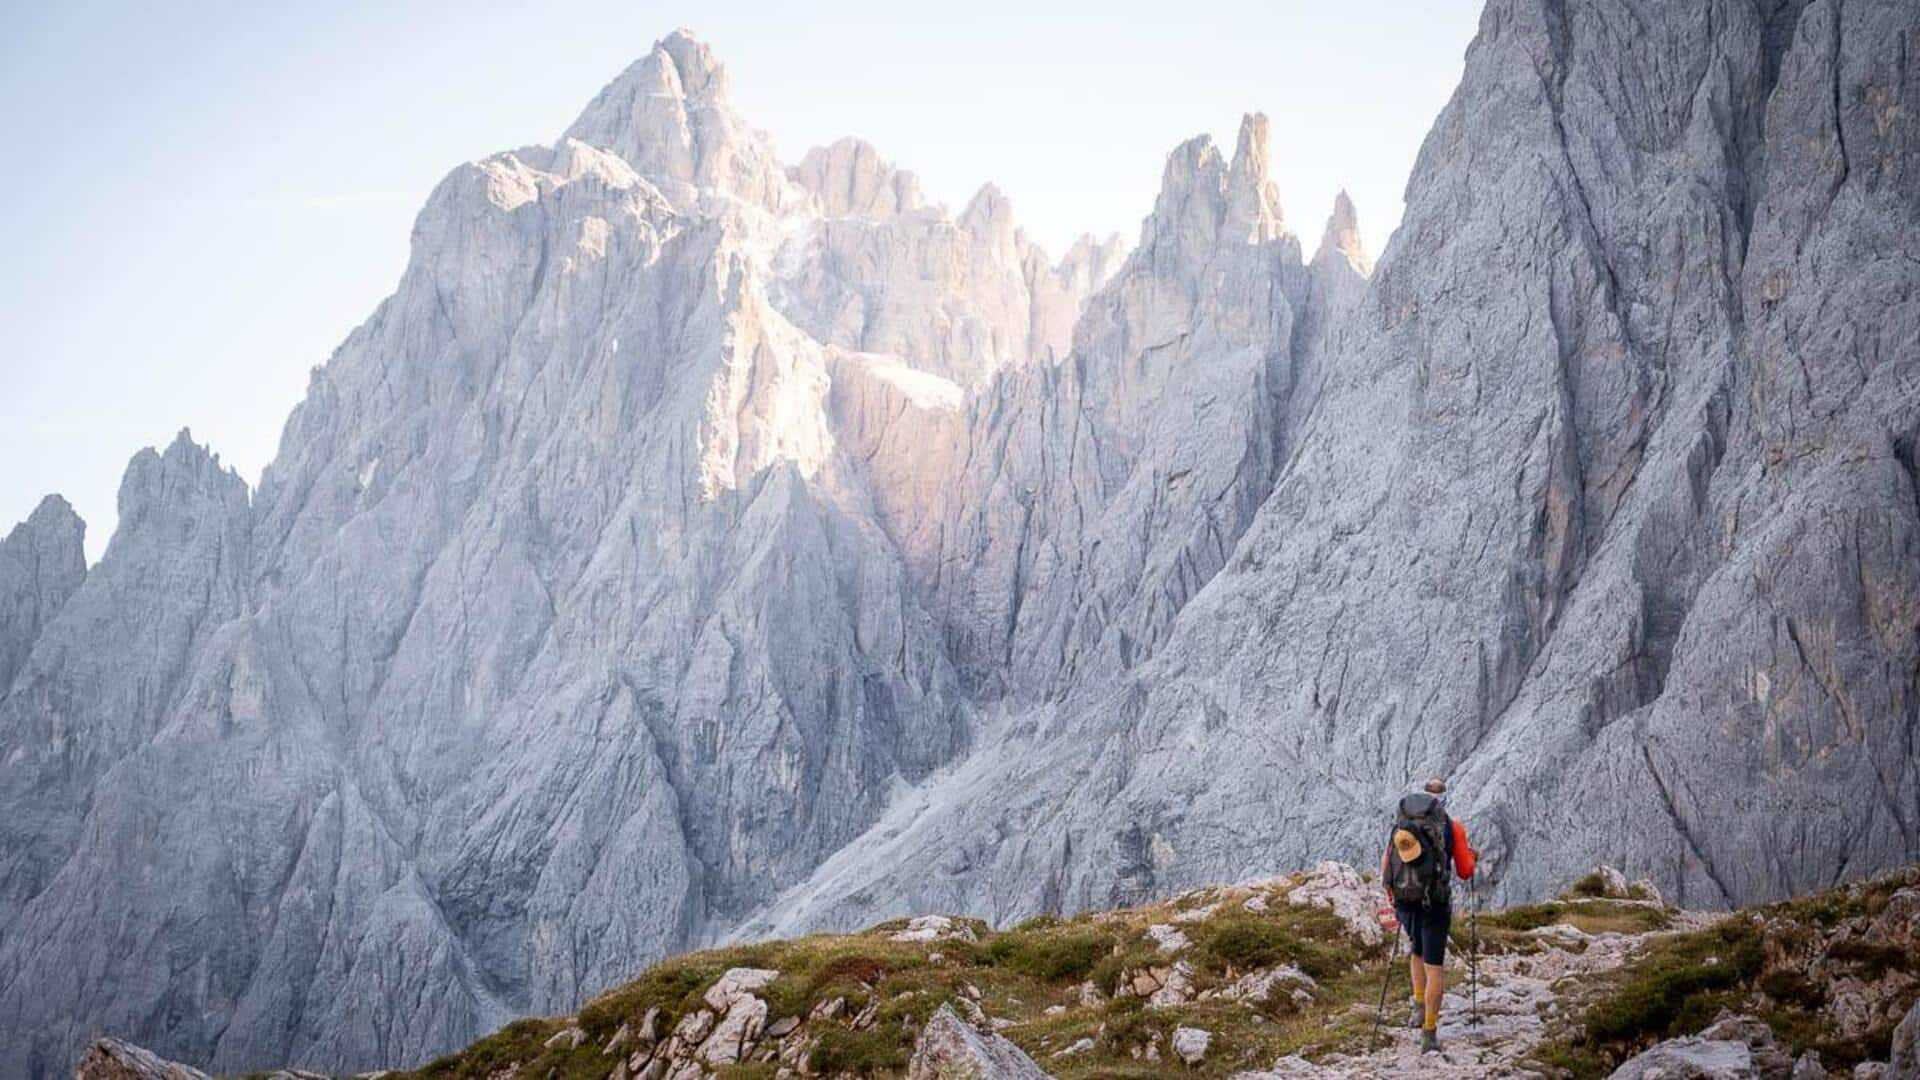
[1424,1001,1440,1029]
[1412,985,1424,1003]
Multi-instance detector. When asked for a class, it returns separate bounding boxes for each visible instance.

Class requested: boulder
[1607,1015,1794,1079]
[906,1004,1053,1079]
[1286,863,1383,946]
[75,1041,211,1080]
[698,994,768,1064]
[1891,997,1920,1079]
[1172,1027,1211,1066]
[1146,924,1194,954]
[1595,866,1632,899]
[704,967,781,1011]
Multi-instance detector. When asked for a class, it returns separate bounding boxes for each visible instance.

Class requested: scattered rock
[1286,862,1383,946]
[697,994,767,1064]
[672,1008,716,1045]
[1050,1037,1094,1057]
[75,1040,211,1080]
[704,967,780,1011]
[1223,965,1318,1007]
[906,1004,1053,1079]
[1149,961,1197,1007]
[1172,1026,1211,1066]
[604,1023,631,1054]
[765,1015,800,1039]
[544,1026,586,1051]
[1146,924,1193,954]
[891,914,980,943]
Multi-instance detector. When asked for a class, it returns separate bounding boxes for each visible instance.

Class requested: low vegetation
[1533,867,1920,1078]
[380,865,1918,1080]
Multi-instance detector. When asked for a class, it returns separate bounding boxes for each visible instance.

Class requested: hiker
[1380,778,1477,1053]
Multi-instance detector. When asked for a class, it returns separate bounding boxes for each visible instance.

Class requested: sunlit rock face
[738,0,1920,940]
[5,2,1919,1077]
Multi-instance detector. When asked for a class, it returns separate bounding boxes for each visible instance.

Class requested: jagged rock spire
[1226,112,1285,241]
[1313,189,1372,277]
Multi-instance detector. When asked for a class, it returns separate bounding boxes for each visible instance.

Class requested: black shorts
[1395,901,1453,965]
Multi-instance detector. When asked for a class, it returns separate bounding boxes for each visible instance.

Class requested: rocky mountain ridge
[4,0,1918,1076]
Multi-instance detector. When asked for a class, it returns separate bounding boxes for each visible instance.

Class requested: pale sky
[0,0,1482,561]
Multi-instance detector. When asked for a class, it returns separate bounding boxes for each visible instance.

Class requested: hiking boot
[1420,1028,1441,1053]
[1407,1002,1423,1029]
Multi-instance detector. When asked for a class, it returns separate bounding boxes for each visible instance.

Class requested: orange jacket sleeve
[1451,818,1477,879]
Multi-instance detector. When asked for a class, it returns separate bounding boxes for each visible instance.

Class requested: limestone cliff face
[741,0,1920,935]
[4,4,1917,1078]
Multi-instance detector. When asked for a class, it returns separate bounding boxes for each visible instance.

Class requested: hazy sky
[0,0,1481,560]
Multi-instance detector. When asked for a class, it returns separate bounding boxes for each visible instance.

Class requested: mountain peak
[1227,112,1285,240]
[652,28,726,101]
[1314,189,1372,276]
[563,30,791,211]
[794,137,924,218]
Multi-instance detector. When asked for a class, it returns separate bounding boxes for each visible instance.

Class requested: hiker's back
[1385,792,1454,907]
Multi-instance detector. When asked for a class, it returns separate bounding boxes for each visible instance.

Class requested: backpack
[1386,792,1453,907]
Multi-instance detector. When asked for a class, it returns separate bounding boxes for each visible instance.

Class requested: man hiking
[1381,778,1477,1053]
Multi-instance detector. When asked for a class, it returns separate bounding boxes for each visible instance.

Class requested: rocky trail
[73,863,1920,1080]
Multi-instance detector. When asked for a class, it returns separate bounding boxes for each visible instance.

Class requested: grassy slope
[374,866,1919,1080]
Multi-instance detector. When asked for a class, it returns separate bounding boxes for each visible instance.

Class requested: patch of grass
[808,1022,909,1077]
[1194,912,1356,981]
[1826,937,1912,979]
[1479,900,1671,936]
[1758,968,1825,1010]
[984,926,1114,983]
[1531,1039,1613,1080]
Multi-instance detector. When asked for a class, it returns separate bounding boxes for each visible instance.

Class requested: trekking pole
[1369,918,1402,1053]
[1468,876,1482,1026]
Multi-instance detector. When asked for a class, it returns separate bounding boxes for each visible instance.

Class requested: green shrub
[1195,915,1355,981]
[984,927,1112,983]
[1758,968,1825,1009]
[809,1024,909,1076]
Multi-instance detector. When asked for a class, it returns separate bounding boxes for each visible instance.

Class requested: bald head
[1424,778,1447,795]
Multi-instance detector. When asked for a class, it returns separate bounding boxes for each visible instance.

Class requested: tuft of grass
[1563,872,1609,899]
[808,1023,909,1076]
[983,926,1114,983]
